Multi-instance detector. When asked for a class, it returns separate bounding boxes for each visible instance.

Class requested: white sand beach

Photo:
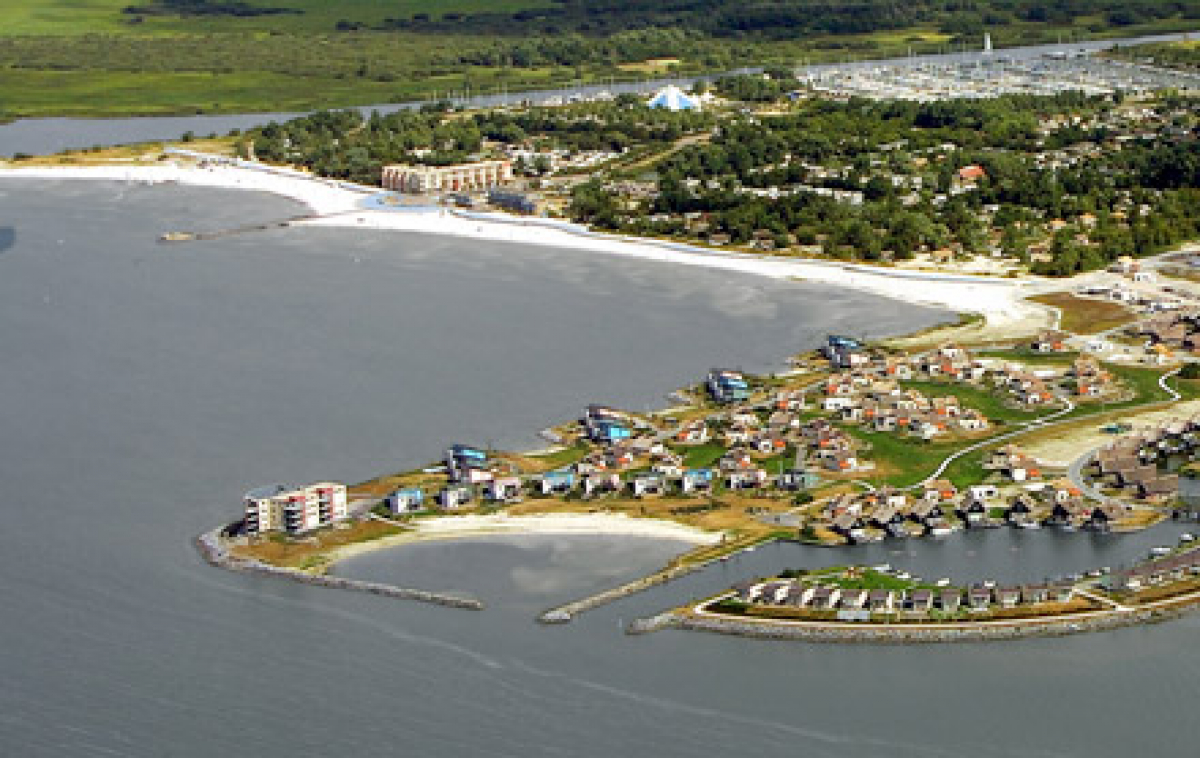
[1,160,1053,333]
[323,512,724,566]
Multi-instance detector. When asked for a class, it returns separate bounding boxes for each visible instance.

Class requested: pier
[159,214,317,243]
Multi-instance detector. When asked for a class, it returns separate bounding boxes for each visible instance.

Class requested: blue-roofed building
[681,468,714,494]
[707,368,750,403]
[389,487,425,514]
[445,444,489,481]
[827,335,861,349]
[540,470,576,495]
[589,419,632,444]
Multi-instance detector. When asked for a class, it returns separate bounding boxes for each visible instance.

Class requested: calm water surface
[1,179,1197,758]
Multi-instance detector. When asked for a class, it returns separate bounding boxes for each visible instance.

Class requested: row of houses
[386,463,822,515]
[1104,544,1200,592]
[1090,421,1193,501]
[1135,310,1200,355]
[815,473,1124,539]
[733,578,1075,614]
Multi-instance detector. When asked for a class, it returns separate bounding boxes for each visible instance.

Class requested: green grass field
[0,0,555,35]
[900,380,1041,424]
[0,1,1196,119]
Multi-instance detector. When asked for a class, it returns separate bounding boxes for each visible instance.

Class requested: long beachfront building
[244,482,349,535]
[382,160,513,194]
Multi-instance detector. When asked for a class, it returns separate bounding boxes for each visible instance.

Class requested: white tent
[647,85,701,111]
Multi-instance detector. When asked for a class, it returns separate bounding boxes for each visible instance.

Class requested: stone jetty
[195,526,483,610]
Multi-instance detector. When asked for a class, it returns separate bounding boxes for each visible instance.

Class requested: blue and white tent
[647,85,701,111]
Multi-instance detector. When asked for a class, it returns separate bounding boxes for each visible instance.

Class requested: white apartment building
[244,482,349,535]
[381,160,513,194]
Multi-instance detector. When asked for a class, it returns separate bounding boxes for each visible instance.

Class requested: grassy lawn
[0,0,556,35]
[231,519,407,570]
[0,62,581,119]
[900,379,1041,424]
[676,442,727,469]
[525,442,591,473]
[1028,293,1135,334]
[804,567,937,591]
[845,428,968,488]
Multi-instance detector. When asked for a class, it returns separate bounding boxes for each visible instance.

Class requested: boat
[158,231,195,242]
[1150,546,1173,557]
[1181,533,1196,543]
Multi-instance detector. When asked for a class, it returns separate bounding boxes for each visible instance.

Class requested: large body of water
[2,179,1198,757]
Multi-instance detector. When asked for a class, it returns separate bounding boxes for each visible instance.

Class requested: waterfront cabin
[868,589,894,613]
[588,419,632,445]
[810,587,840,609]
[1086,505,1116,532]
[438,486,474,510]
[540,470,575,496]
[487,477,523,502]
[996,587,1021,608]
[839,588,868,610]
[910,589,934,613]
[1051,584,1074,603]
[958,499,988,526]
[831,512,867,541]
[707,369,750,404]
[680,468,714,495]
[388,487,425,515]
[784,585,811,607]
[445,444,489,481]
[1022,585,1050,605]
[1006,495,1035,526]
[732,580,757,602]
[758,581,791,605]
[967,587,992,611]
[630,473,665,497]
[938,590,962,613]
[582,472,621,497]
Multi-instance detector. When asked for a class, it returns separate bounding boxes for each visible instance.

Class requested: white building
[244,482,349,535]
[647,85,701,111]
[381,160,513,194]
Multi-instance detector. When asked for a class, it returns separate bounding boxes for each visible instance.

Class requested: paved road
[916,397,1076,487]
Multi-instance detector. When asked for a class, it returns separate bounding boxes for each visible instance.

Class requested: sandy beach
[324,512,725,566]
[0,160,1053,333]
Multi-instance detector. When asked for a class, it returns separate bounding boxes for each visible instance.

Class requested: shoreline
[19,161,1184,641]
[323,512,724,568]
[0,162,1053,335]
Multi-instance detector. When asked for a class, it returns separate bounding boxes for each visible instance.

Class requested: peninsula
[8,35,1200,643]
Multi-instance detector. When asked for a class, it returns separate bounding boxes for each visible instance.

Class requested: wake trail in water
[175,563,504,670]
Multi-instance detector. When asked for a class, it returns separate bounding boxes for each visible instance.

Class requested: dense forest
[244,98,713,182]
[374,0,1200,39]
[568,93,1200,275]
